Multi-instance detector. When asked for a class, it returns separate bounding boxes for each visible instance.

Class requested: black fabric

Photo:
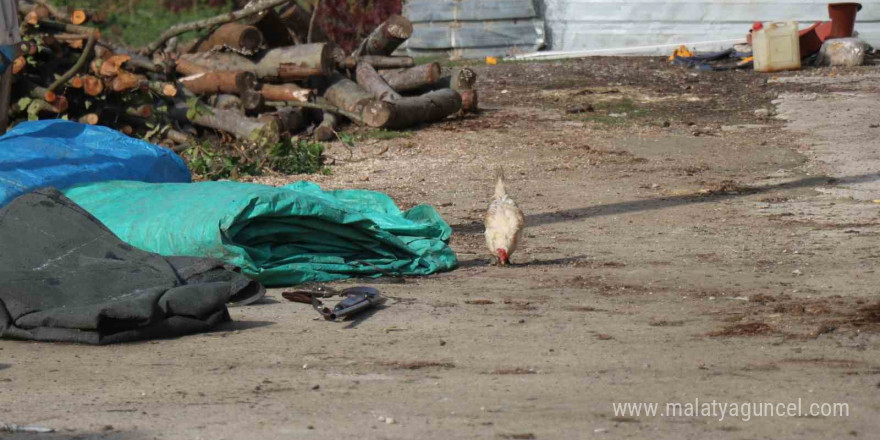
[0,188,265,344]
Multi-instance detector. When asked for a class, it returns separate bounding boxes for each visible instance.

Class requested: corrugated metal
[539,0,880,55]
[404,0,545,58]
[405,0,537,21]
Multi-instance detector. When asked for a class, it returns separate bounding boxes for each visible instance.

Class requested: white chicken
[484,167,524,266]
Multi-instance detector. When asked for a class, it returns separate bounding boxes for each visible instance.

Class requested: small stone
[385,417,395,424]
[302,363,309,369]
[439,340,446,346]
[311,384,320,390]
[754,108,772,118]
[792,269,803,276]
[662,121,671,128]
[307,425,315,430]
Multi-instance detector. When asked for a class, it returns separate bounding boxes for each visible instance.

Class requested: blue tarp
[0,120,190,208]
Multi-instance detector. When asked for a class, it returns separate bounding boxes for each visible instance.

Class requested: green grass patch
[183,138,328,180]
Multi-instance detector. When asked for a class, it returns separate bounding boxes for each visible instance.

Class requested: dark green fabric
[63,180,457,286]
[0,189,264,344]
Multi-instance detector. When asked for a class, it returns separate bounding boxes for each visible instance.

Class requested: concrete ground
[2,58,879,440]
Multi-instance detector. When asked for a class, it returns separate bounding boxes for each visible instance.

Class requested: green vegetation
[183,138,328,180]
[53,0,232,47]
[576,97,650,126]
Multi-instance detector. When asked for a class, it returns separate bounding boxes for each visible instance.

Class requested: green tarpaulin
[62,180,457,286]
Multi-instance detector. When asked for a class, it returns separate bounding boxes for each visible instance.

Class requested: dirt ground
[3,57,880,440]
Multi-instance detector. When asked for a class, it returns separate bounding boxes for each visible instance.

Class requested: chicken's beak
[496,249,509,265]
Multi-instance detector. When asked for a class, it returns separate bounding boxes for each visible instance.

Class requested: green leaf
[17,97,32,109]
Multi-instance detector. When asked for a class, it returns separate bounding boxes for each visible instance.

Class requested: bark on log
[208,94,244,111]
[356,63,401,102]
[260,83,312,102]
[180,43,333,80]
[380,63,441,93]
[354,15,412,57]
[339,55,414,70]
[166,129,195,145]
[258,107,306,134]
[362,89,461,129]
[179,70,257,95]
[414,68,478,113]
[196,23,264,53]
[167,102,280,147]
[323,73,374,114]
[175,58,208,76]
[314,111,337,141]
[279,3,327,43]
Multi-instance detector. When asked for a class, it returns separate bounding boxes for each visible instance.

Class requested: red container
[828,2,862,39]
[798,21,824,57]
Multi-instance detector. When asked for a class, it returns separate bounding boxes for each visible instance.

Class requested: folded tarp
[63,180,458,286]
[0,189,265,344]
[0,120,191,208]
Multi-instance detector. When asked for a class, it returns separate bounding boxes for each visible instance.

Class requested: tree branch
[137,0,288,55]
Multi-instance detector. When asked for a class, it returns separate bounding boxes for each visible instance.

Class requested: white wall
[539,0,880,54]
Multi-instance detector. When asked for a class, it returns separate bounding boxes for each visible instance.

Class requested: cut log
[178,71,257,95]
[127,104,152,119]
[355,63,401,102]
[70,10,87,25]
[339,55,414,70]
[415,68,478,113]
[354,15,413,57]
[258,107,306,134]
[83,75,104,95]
[99,54,131,77]
[78,113,99,125]
[362,89,462,129]
[166,129,195,145]
[279,3,327,43]
[175,58,208,76]
[138,0,288,54]
[314,111,337,141]
[323,73,374,114]
[459,89,478,113]
[69,76,84,88]
[260,83,312,102]
[245,8,295,48]
[180,43,334,80]
[12,57,25,74]
[150,81,178,97]
[380,63,441,93]
[108,71,147,92]
[239,90,264,111]
[25,5,50,25]
[196,23,264,53]
[26,99,65,117]
[208,94,244,111]
[193,106,279,147]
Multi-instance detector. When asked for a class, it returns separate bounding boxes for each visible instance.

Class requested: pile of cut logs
[9,0,478,150]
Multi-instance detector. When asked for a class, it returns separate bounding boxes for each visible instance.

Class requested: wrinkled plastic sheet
[0,120,190,208]
[63,180,458,287]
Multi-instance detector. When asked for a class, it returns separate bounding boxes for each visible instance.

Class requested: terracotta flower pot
[828,2,862,39]
[798,21,824,57]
